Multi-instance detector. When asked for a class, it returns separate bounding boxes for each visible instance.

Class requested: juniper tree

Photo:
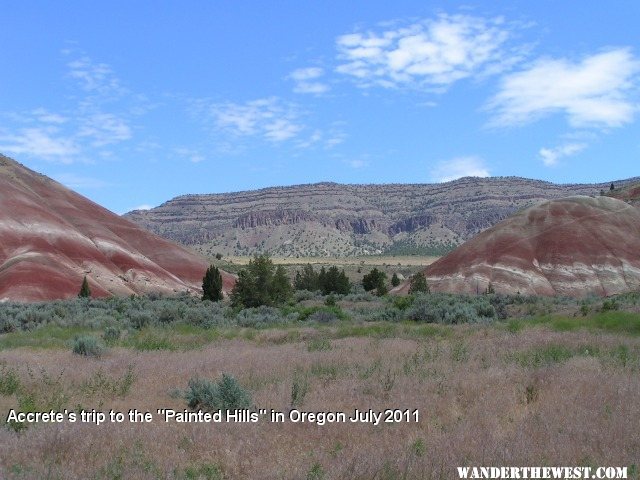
[78,276,91,298]
[408,272,429,294]
[202,265,224,302]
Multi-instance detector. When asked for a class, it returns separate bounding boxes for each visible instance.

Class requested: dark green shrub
[362,268,386,294]
[78,276,91,298]
[129,311,152,330]
[231,254,292,308]
[408,272,429,294]
[202,265,224,302]
[72,336,105,357]
[324,294,336,306]
[102,326,121,344]
[185,374,252,412]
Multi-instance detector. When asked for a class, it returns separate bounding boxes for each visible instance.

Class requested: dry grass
[223,255,440,267]
[0,324,639,479]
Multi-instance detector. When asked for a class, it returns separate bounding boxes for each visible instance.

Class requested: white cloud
[348,158,369,168]
[489,49,640,128]
[67,55,126,97]
[0,127,78,162]
[336,14,511,90]
[174,147,205,163]
[78,113,132,146]
[208,97,304,143]
[32,108,68,124]
[289,67,330,94]
[431,156,490,182]
[132,204,152,211]
[538,143,586,166]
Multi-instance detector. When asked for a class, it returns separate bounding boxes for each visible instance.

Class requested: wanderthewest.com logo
[457,466,627,479]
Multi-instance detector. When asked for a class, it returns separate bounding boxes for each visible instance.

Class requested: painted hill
[394,196,640,297]
[124,177,637,258]
[607,181,640,206]
[0,154,235,302]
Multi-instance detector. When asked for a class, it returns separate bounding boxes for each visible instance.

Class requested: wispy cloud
[347,158,369,169]
[0,52,139,164]
[336,14,513,90]
[489,48,640,128]
[289,67,330,94]
[430,156,490,182]
[0,127,78,162]
[174,147,205,163]
[66,55,126,98]
[204,97,304,143]
[539,142,586,166]
[78,113,132,146]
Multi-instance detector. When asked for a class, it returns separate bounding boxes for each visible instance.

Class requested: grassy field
[0,293,639,479]
[211,255,439,281]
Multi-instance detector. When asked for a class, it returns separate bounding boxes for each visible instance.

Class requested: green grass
[511,343,605,368]
[0,325,94,350]
[516,311,640,336]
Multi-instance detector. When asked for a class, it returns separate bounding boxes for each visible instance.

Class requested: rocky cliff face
[125,178,636,257]
[0,154,235,302]
[393,196,640,297]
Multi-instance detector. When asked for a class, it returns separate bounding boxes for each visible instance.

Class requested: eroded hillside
[125,177,636,257]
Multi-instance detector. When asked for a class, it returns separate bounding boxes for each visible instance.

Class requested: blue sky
[1,1,639,214]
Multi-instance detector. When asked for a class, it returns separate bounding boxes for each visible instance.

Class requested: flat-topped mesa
[0,154,235,302]
[125,176,638,257]
[394,196,640,297]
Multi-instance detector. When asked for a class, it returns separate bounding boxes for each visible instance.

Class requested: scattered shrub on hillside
[185,374,252,412]
[72,336,105,357]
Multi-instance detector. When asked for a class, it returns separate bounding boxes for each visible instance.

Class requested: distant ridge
[125,176,639,258]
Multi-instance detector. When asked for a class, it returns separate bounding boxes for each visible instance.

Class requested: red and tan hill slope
[394,196,640,297]
[607,182,640,206]
[0,154,235,302]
